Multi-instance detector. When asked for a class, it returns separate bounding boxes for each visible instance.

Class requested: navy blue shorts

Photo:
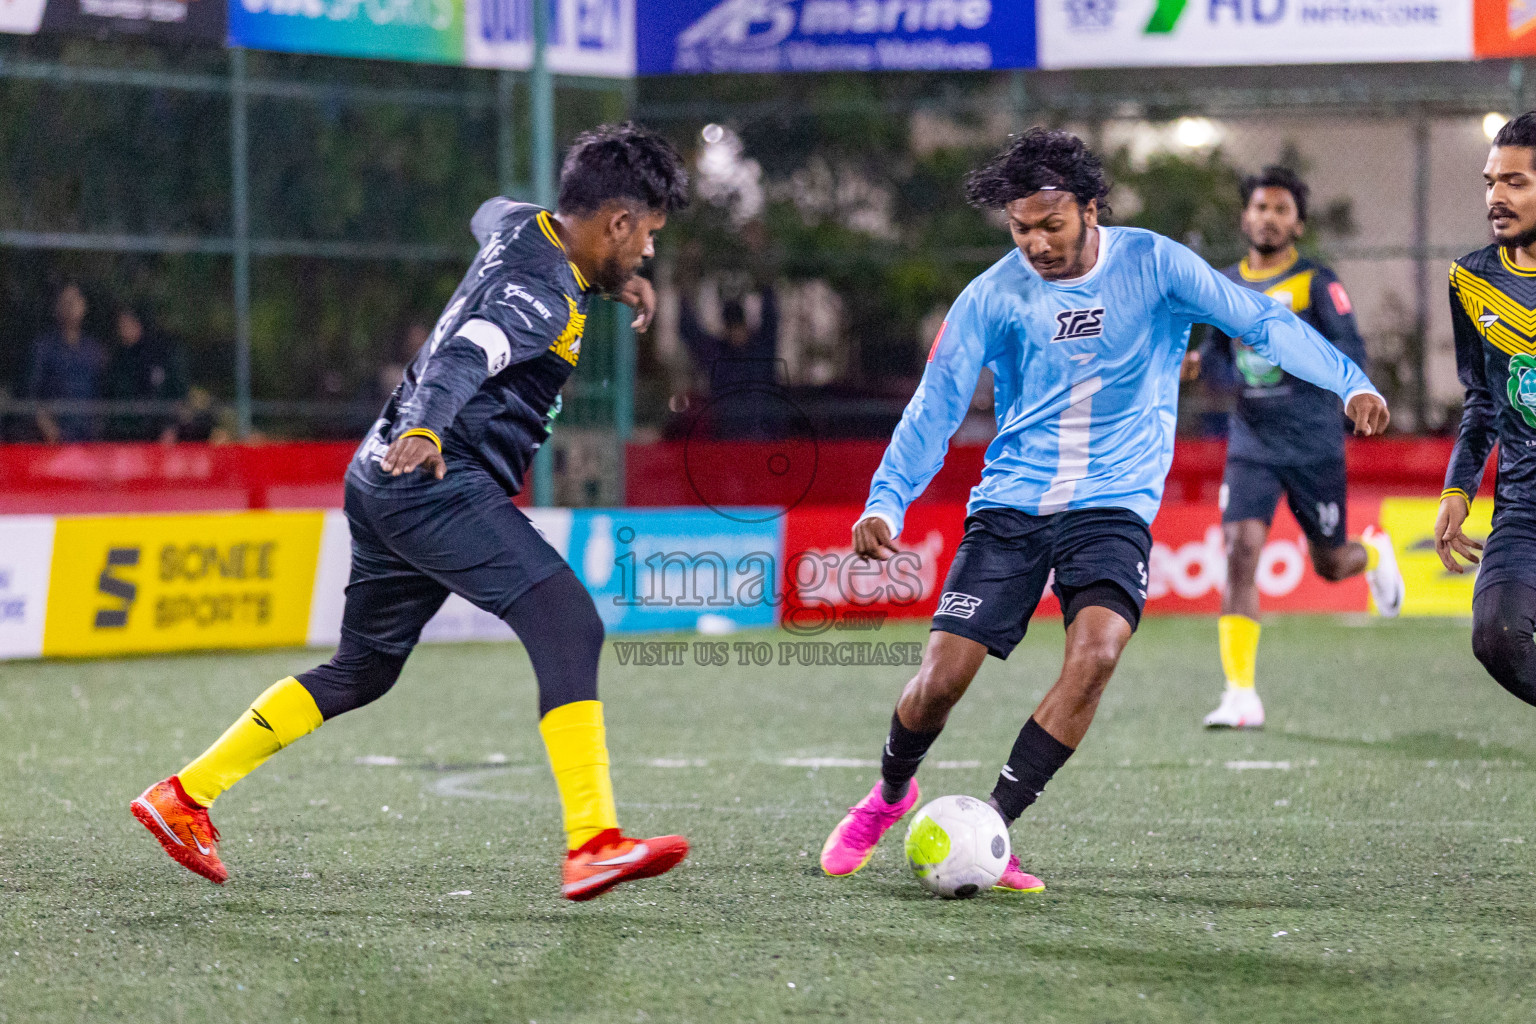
[339,467,567,657]
[1221,456,1349,550]
[1475,515,1536,600]
[932,506,1153,660]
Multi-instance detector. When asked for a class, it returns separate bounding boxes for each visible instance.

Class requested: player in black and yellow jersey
[131,124,693,901]
[1438,112,1536,706]
[1186,166,1404,729]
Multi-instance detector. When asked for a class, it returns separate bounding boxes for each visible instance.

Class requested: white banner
[0,517,55,658]
[1037,0,1473,67]
[465,0,635,77]
[0,0,46,34]
[305,507,575,648]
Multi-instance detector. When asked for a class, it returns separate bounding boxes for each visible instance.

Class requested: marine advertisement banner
[227,0,466,64]
[42,511,325,657]
[636,0,1036,75]
[1037,0,1473,67]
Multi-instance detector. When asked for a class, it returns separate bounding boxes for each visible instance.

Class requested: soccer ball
[904,794,1010,899]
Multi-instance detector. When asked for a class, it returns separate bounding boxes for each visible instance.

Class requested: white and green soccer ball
[904,794,1010,899]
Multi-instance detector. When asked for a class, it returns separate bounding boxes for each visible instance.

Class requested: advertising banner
[0,0,46,32]
[1474,0,1536,55]
[779,501,1379,628]
[40,0,226,42]
[466,0,635,76]
[227,0,465,64]
[42,511,325,657]
[636,0,1036,75]
[1378,496,1487,617]
[566,508,782,633]
[0,517,56,659]
[304,507,575,647]
[1037,0,1473,68]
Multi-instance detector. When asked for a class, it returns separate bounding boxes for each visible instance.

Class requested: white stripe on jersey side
[1037,375,1103,515]
[454,318,512,375]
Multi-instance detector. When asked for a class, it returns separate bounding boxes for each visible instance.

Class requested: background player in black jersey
[1185,166,1405,729]
[131,124,693,902]
[1437,112,1536,708]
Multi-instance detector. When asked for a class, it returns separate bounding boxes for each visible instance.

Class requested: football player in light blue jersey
[819,129,1389,894]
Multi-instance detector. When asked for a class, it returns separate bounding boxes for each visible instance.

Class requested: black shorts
[339,467,568,657]
[932,506,1153,660]
[1221,456,1349,550]
[1475,516,1536,600]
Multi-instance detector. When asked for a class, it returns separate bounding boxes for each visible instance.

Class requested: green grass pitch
[3,616,1534,1023]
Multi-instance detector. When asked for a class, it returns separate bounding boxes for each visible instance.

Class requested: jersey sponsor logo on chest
[1051,307,1105,343]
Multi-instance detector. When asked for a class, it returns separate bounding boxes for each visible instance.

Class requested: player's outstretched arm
[1162,239,1383,431]
[859,288,990,542]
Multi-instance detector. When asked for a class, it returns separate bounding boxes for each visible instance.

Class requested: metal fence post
[497,69,516,196]
[230,47,252,440]
[531,0,556,506]
[1411,107,1430,431]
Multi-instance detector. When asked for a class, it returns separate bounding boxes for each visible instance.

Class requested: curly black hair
[964,128,1112,217]
[1494,111,1536,151]
[1240,165,1309,223]
[558,122,691,217]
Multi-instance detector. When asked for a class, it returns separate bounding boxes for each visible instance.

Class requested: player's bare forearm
[1433,493,1483,573]
[853,516,899,561]
[617,275,657,333]
[1345,393,1389,437]
[380,435,446,479]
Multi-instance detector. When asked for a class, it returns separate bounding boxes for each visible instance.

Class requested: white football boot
[1361,525,1404,619]
[1203,686,1265,729]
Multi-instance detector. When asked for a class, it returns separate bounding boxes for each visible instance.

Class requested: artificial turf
[2,615,1533,1023]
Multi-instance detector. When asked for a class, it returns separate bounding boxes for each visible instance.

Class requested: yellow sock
[539,700,619,851]
[1363,542,1380,571]
[1217,614,1261,690]
[178,677,323,807]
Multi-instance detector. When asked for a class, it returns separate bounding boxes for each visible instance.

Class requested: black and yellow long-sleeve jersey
[1445,244,1536,527]
[354,198,595,495]
[1198,252,1368,465]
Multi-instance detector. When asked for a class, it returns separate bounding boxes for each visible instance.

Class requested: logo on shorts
[936,592,983,619]
[1052,308,1105,343]
[1316,502,1340,538]
[1509,354,1536,428]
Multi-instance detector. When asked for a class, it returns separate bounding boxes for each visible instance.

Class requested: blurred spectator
[680,286,780,438]
[27,282,108,443]
[103,304,187,442]
[172,386,223,443]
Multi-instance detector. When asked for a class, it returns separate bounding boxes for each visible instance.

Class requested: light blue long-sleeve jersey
[863,227,1380,534]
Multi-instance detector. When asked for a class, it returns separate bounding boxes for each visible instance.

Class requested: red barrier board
[779,500,1381,629]
[631,437,1472,509]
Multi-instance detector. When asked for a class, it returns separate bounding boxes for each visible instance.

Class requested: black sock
[991,718,1075,824]
[879,711,940,803]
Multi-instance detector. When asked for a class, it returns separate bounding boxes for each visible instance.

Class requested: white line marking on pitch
[778,757,980,769]
[1225,759,1318,771]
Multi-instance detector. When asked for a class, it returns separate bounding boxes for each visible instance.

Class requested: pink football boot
[993,854,1046,893]
[820,780,921,877]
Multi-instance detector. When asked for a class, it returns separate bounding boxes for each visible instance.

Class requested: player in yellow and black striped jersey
[1438,111,1536,707]
[130,124,695,902]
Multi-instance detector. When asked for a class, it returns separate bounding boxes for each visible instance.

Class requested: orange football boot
[561,828,688,902]
[130,776,228,885]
